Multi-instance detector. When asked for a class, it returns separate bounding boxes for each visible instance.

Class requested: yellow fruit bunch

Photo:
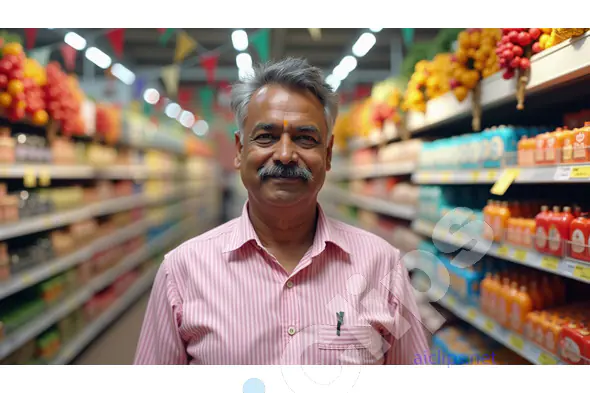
[23,58,47,87]
[424,53,453,99]
[451,28,501,102]
[401,60,429,113]
[543,28,589,49]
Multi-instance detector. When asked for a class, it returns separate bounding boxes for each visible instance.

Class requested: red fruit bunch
[44,62,84,136]
[496,28,543,80]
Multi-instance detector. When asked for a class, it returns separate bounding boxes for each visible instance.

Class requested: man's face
[234,84,333,208]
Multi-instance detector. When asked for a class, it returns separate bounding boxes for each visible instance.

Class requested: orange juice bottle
[522,218,536,249]
[483,200,496,241]
[573,122,590,163]
[495,201,511,243]
[510,285,533,333]
[525,312,540,341]
[481,273,492,314]
[546,315,567,355]
[497,278,512,327]
[487,274,502,319]
[561,129,575,163]
[535,311,550,346]
[545,128,567,164]
[528,280,544,310]
[517,136,528,166]
[506,218,516,245]
[535,133,548,165]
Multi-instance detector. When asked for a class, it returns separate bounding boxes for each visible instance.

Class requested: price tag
[471,171,480,182]
[39,169,51,187]
[513,249,528,262]
[487,170,498,181]
[484,319,495,332]
[467,308,477,321]
[538,351,558,365]
[540,256,560,271]
[573,265,590,281]
[24,167,37,188]
[497,245,510,257]
[509,334,525,351]
[570,166,590,179]
[553,166,572,181]
[441,172,452,182]
[491,168,520,196]
[21,272,34,286]
[421,173,431,183]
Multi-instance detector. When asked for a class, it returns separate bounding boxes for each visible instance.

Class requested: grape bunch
[496,28,543,80]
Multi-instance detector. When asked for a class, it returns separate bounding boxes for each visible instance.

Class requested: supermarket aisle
[73,291,151,365]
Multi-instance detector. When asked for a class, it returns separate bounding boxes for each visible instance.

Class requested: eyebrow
[252,122,320,135]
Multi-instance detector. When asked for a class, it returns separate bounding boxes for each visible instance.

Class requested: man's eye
[255,134,273,140]
[295,136,317,143]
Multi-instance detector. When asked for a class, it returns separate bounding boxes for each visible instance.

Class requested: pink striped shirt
[134,202,429,365]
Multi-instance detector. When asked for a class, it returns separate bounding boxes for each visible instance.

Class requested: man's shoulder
[327,216,400,257]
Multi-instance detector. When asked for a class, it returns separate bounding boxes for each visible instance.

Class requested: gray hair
[230,57,339,143]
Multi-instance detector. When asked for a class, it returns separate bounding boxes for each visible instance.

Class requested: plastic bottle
[570,213,590,261]
[522,219,536,249]
[535,205,550,253]
[528,280,544,310]
[495,201,511,243]
[561,129,575,164]
[480,273,492,314]
[549,206,574,257]
[487,274,502,320]
[573,122,590,163]
[497,278,511,327]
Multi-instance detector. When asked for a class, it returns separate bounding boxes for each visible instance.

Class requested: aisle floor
[73,291,150,365]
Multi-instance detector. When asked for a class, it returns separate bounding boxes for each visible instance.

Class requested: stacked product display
[323,28,590,365]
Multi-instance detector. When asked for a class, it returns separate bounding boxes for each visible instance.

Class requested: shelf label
[471,171,480,182]
[509,334,525,351]
[497,245,510,257]
[484,319,495,333]
[491,168,520,196]
[540,256,560,271]
[24,167,37,188]
[553,166,572,181]
[513,249,528,262]
[538,351,558,365]
[487,170,498,180]
[21,273,34,286]
[467,308,477,321]
[420,173,431,182]
[39,169,51,187]
[573,265,590,281]
[570,166,590,179]
[441,172,452,182]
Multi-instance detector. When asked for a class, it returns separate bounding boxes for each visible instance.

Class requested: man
[134,58,429,365]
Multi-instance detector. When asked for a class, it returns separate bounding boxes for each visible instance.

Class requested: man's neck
[247,199,318,250]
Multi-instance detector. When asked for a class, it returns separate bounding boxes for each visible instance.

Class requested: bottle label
[510,303,521,330]
[545,331,556,352]
[536,326,544,344]
[545,138,556,161]
[571,228,585,254]
[561,337,582,364]
[548,225,561,252]
[562,140,573,162]
[536,227,547,248]
[573,132,586,159]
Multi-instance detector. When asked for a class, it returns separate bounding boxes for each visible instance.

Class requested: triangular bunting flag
[161,64,180,97]
[178,86,193,108]
[198,86,215,121]
[174,31,197,63]
[200,53,219,84]
[401,28,415,47]
[308,28,321,41]
[250,29,270,63]
[29,47,51,66]
[158,28,176,45]
[157,28,166,34]
[24,28,38,50]
[106,29,125,58]
[60,44,77,72]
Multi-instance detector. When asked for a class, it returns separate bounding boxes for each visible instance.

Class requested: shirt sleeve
[384,250,431,365]
[134,259,188,365]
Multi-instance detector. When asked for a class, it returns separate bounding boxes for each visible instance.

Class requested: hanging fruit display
[0,42,28,122]
[23,58,48,126]
[401,60,429,113]
[45,62,85,136]
[370,79,403,130]
[95,103,122,145]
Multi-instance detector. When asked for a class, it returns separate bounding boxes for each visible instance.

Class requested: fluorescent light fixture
[333,64,350,81]
[143,88,160,104]
[111,63,135,85]
[179,111,195,128]
[64,32,87,51]
[165,102,181,119]
[370,28,383,33]
[192,120,209,136]
[232,30,249,51]
[239,67,254,81]
[236,52,252,69]
[339,55,357,73]
[85,47,112,69]
[326,74,340,91]
[352,32,376,57]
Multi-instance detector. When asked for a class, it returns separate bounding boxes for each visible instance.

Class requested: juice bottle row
[518,122,590,166]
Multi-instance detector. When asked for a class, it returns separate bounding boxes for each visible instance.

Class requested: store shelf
[406,31,590,134]
[414,277,563,365]
[412,219,590,285]
[0,164,191,180]
[328,161,416,181]
[0,186,199,242]
[0,196,201,301]
[413,163,590,184]
[0,214,215,361]
[50,264,158,365]
[322,185,416,220]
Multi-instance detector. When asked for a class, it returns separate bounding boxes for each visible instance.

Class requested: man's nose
[273,133,298,165]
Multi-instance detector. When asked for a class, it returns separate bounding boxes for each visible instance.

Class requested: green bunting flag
[401,28,415,47]
[250,29,270,63]
[158,28,176,45]
[199,86,215,121]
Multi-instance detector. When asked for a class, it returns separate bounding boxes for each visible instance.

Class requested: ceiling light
[239,67,254,81]
[326,74,340,91]
[64,32,87,50]
[370,28,383,33]
[143,88,160,105]
[179,111,195,128]
[339,55,357,73]
[111,63,135,85]
[85,47,111,69]
[192,120,209,136]
[164,102,181,119]
[352,32,377,57]
[333,65,350,81]
[231,30,249,51]
[236,52,252,69]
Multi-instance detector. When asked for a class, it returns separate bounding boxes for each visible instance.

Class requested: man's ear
[326,134,334,172]
[234,131,243,169]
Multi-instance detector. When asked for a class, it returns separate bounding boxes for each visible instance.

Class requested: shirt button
[288,327,296,336]
[286,281,294,289]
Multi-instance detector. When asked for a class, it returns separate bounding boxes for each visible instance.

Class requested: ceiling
[6,28,443,108]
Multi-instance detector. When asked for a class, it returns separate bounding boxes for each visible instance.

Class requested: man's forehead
[249,85,323,113]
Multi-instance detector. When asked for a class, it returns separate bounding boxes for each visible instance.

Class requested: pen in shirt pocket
[336,312,344,336]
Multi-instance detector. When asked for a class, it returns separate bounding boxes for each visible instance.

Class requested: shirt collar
[222,200,350,256]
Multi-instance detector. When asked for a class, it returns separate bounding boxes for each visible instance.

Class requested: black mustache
[258,163,313,181]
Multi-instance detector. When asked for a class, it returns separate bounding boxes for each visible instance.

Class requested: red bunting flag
[177,86,193,109]
[106,29,125,58]
[24,28,38,50]
[60,44,77,71]
[200,53,219,84]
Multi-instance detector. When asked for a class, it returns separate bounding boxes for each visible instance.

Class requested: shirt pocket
[316,325,384,365]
